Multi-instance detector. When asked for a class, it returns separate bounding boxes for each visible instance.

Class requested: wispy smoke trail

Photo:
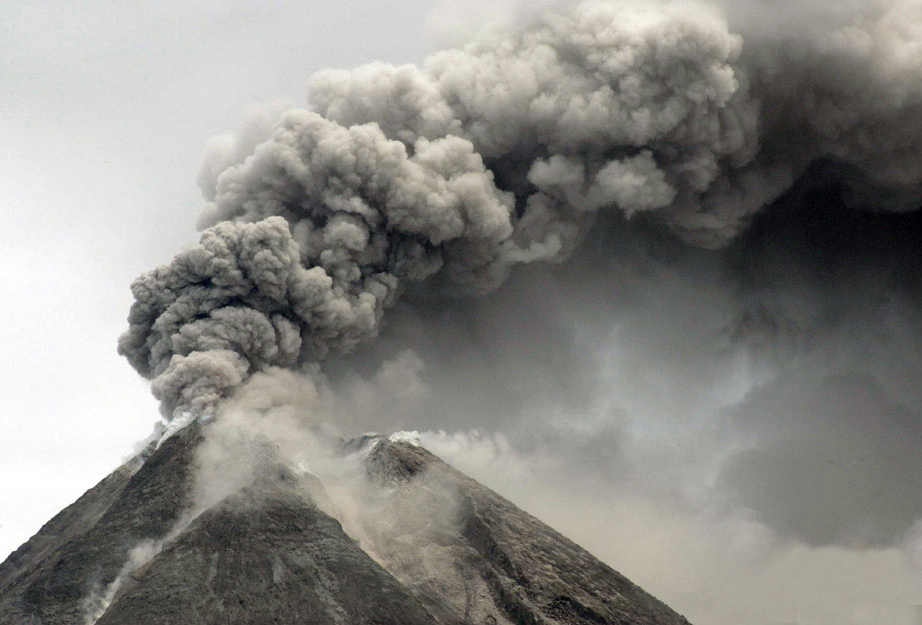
[82,540,163,625]
[118,0,922,420]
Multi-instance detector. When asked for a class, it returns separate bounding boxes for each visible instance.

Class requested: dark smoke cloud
[119,0,922,423]
[719,372,922,547]
[107,2,922,623]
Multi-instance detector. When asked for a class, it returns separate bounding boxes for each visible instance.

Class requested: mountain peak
[0,424,691,625]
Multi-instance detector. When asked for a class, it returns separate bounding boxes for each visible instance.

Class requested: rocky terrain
[0,424,692,625]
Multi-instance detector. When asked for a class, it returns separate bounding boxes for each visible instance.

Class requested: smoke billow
[114,2,922,622]
[119,0,922,421]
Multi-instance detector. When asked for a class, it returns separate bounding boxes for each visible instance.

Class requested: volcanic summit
[0,423,691,625]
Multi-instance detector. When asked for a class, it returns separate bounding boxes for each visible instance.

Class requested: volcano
[0,423,691,625]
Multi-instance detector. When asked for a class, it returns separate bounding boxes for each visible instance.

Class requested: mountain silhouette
[0,424,692,625]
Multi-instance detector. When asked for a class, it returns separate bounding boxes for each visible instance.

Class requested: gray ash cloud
[118,0,922,428]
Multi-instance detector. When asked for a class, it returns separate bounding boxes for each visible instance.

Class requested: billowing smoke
[108,1,922,623]
[119,0,922,421]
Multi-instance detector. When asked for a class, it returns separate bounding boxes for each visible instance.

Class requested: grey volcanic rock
[360,439,692,625]
[95,484,436,625]
[0,426,201,625]
[0,426,692,625]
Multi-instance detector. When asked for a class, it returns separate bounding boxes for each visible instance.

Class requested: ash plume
[119,0,922,426]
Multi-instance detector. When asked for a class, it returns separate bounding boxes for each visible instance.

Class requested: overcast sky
[3,2,922,625]
[0,0,445,559]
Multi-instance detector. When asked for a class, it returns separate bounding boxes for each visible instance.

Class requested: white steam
[82,540,163,625]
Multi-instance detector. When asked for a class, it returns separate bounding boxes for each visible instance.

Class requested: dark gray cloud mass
[720,372,922,547]
[119,0,922,419]
[118,0,922,570]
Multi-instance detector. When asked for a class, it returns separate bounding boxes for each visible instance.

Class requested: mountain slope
[360,438,691,625]
[0,427,200,625]
[94,479,437,625]
[0,425,692,625]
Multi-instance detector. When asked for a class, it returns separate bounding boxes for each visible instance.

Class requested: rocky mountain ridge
[0,423,692,625]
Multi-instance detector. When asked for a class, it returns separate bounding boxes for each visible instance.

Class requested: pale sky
[0,0,444,560]
[3,2,922,625]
